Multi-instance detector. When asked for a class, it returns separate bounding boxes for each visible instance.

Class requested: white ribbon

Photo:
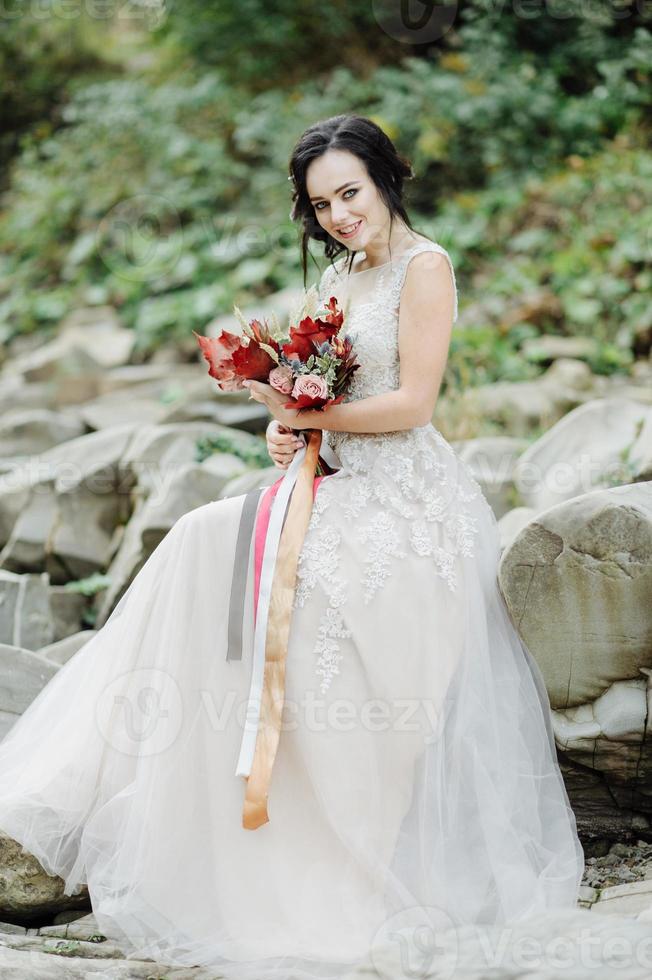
[234,444,307,779]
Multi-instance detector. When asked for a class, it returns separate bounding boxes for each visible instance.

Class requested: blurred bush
[0,0,650,392]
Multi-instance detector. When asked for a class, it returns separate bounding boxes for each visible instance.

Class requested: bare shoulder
[401,244,457,319]
[403,246,454,291]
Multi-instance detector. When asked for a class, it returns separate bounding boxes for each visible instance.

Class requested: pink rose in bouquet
[269,365,294,395]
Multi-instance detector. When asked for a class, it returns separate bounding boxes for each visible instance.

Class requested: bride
[0,113,634,979]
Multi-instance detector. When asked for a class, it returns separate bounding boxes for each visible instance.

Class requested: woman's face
[305,148,390,251]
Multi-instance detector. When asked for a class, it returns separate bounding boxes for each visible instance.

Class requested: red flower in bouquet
[280,297,344,363]
[192,317,280,391]
[194,288,359,414]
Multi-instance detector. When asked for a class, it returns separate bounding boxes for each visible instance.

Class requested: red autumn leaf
[246,318,281,354]
[193,329,276,390]
[231,341,277,380]
[193,329,245,391]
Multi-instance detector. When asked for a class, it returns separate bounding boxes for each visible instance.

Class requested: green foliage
[590,416,647,489]
[434,140,651,388]
[154,0,401,89]
[63,573,111,596]
[195,431,271,468]
[1,2,650,395]
[0,2,106,176]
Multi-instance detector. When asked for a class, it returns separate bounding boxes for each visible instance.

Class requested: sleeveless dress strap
[390,241,459,323]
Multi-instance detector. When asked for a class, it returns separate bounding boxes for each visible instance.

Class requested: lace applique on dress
[294,241,486,693]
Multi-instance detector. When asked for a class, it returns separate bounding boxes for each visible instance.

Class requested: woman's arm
[288,250,456,433]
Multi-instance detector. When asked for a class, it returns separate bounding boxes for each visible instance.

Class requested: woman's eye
[314,188,358,211]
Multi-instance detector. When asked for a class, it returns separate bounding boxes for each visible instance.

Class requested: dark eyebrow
[309,181,360,203]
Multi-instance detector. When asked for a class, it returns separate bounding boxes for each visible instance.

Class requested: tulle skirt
[0,423,594,978]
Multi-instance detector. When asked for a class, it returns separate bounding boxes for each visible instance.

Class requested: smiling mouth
[337,220,362,237]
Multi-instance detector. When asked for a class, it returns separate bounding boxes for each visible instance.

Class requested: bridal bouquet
[193,287,359,413]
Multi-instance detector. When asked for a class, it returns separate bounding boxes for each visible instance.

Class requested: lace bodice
[316,239,459,470]
[318,239,458,406]
[293,240,492,695]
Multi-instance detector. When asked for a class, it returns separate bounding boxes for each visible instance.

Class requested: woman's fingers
[268,431,303,452]
[266,419,303,472]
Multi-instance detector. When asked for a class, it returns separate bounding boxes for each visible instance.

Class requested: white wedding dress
[0,238,646,979]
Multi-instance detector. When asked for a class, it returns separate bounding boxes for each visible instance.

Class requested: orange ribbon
[242,428,323,830]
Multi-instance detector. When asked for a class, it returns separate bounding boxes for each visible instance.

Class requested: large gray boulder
[0,643,59,739]
[94,455,250,625]
[0,422,267,587]
[514,397,652,513]
[0,834,88,922]
[461,358,597,435]
[0,425,137,581]
[0,410,86,465]
[499,482,652,839]
[0,572,54,652]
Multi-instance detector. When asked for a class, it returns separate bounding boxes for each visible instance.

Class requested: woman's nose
[330,204,352,227]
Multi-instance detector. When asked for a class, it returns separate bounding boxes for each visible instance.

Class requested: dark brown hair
[288,114,418,285]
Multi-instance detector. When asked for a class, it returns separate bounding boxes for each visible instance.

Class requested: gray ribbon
[226,483,295,662]
[226,487,266,661]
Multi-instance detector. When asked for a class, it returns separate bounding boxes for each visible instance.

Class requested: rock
[56,306,134,368]
[51,909,90,925]
[0,570,92,654]
[163,397,270,432]
[514,397,652,512]
[496,505,538,551]
[499,482,652,839]
[37,630,96,667]
[0,644,58,738]
[544,357,596,391]
[118,421,260,495]
[48,587,89,642]
[0,410,86,462]
[0,421,265,615]
[594,879,652,917]
[96,361,183,394]
[0,425,137,580]
[200,453,250,482]
[80,379,269,434]
[500,482,652,710]
[78,368,217,431]
[453,436,529,519]
[95,458,248,625]
[0,835,89,923]
[611,842,634,858]
[462,358,596,435]
[578,884,598,906]
[2,344,102,385]
[0,308,132,389]
[220,466,279,500]
[0,572,54,651]
[0,934,218,977]
[521,335,601,363]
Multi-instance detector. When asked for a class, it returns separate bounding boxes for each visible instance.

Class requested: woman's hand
[266,419,304,470]
[243,379,306,429]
